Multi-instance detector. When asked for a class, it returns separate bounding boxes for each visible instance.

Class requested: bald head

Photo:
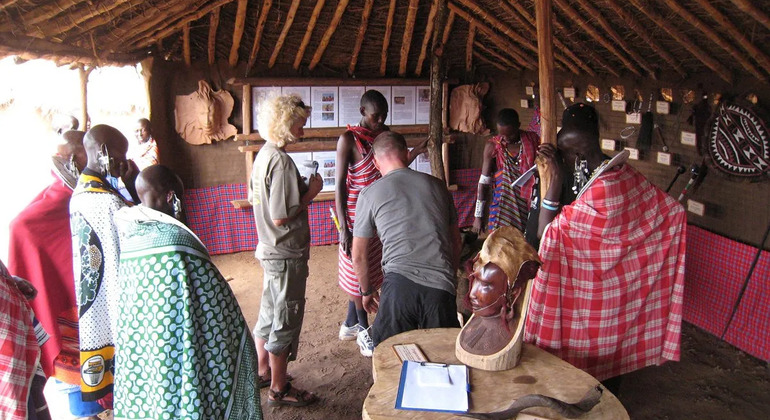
[372,131,408,175]
[57,130,87,171]
[136,165,184,217]
[84,124,129,175]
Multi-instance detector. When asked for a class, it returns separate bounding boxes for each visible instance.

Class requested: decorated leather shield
[702,100,770,181]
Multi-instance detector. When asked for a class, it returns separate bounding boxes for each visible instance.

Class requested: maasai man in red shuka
[524,103,686,383]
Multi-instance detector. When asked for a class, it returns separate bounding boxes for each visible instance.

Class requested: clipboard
[394,360,469,413]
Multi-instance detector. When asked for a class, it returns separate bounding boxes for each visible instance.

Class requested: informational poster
[313,151,337,191]
[310,86,339,128]
[339,86,365,127]
[365,85,392,126]
[415,86,431,124]
[281,86,311,107]
[408,148,431,174]
[252,86,282,132]
[391,86,416,126]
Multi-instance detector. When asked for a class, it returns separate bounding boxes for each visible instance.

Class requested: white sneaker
[338,323,364,341]
[356,327,375,357]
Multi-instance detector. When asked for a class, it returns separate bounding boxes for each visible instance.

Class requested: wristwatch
[359,286,374,297]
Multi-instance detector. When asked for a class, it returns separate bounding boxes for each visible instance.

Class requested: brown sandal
[268,383,318,407]
[258,370,294,389]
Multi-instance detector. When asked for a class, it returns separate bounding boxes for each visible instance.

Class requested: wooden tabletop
[363,328,629,420]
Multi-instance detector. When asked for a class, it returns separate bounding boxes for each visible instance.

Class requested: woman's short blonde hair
[257,94,310,147]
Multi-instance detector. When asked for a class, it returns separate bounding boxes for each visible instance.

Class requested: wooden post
[242,84,252,135]
[228,0,248,67]
[536,0,556,145]
[183,22,191,66]
[428,0,448,181]
[208,7,221,65]
[399,0,420,76]
[78,64,93,131]
[379,0,397,76]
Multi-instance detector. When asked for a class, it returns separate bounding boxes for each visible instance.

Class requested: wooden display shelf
[231,191,335,210]
[235,124,429,142]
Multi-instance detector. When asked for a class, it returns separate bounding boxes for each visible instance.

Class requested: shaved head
[84,124,129,175]
[57,130,87,171]
[373,131,407,158]
[361,90,388,110]
[136,165,184,217]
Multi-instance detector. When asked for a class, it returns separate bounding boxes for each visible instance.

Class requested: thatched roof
[1,0,769,83]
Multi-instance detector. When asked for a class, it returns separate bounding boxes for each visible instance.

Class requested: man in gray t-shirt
[353,131,461,350]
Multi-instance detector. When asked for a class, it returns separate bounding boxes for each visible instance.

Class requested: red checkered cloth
[524,163,686,380]
[0,261,39,420]
[449,168,481,229]
[684,225,770,360]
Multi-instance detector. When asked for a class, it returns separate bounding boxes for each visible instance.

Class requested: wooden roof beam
[499,0,587,75]
[129,0,234,50]
[553,0,641,77]
[473,51,507,71]
[627,0,732,83]
[659,0,765,82]
[466,22,475,73]
[693,0,770,80]
[729,0,770,31]
[441,10,455,47]
[348,0,374,75]
[24,0,135,38]
[399,0,420,76]
[415,0,438,77]
[208,6,221,65]
[447,2,536,70]
[554,22,620,78]
[61,1,138,42]
[105,0,193,49]
[309,0,350,71]
[453,0,536,53]
[268,0,301,68]
[379,0,397,76]
[571,0,655,78]
[9,0,80,28]
[0,0,23,13]
[603,0,686,78]
[228,0,248,66]
[245,0,274,75]
[0,32,140,65]
[293,0,326,70]
[475,40,520,71]
[183,22,191,66]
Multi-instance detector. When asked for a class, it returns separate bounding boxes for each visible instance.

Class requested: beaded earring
[572,157,589,194]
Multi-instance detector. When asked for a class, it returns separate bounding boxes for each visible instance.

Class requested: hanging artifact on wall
[449,83,490,134]
[174,80,237,145]
[702,99,770,182]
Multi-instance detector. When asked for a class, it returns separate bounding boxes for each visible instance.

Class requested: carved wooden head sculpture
[457,227,541,371]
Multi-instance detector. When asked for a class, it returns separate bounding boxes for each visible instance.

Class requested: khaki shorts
[253,258,309,360]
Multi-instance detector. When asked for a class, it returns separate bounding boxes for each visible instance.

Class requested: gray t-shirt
[251,142,310,260]
[353,167,458,295]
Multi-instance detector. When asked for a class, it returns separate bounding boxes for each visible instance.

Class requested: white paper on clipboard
[512,165,538,187]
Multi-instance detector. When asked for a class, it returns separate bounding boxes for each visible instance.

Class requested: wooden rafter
[309,0,350,71]
[208,7,220,65]
[245,0,274,75]
[627,0,732,83]
[441,10,455,48]
[0,0,24,13]
[729,0,770,31]
[268,0,301,68]
[0,33,140,65]
[229,0,248,67]
[9,0,80,28]
[473,51,506,71]
[659,0,765,82]
[466,23,475,73]
[500,0,587,75]
[348,0,374,75]
[603,0,686,78]
[447,3,536,70]
[415,0,438,77]
[454,0,536,53]
[293,0,326,70]
[104,0,194,49]
[379,0,397,76]
[183,22,191,66]
[61,1,137,42]
[571,0,655,78]
[399,0,420,76]
[693,0,770,79]
[553,0,641,77]
[23,0,135,38]
[129,0,234,50]
[475,40,519,71]
[555,23,620,78]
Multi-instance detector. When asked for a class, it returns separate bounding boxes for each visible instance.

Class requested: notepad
[395,360,469,413]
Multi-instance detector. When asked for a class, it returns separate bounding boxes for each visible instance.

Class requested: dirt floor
[214,245,770,420]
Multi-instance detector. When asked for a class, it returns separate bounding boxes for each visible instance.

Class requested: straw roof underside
[0,0,769,83]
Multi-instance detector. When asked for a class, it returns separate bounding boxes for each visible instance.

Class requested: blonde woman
[250,94,321,407]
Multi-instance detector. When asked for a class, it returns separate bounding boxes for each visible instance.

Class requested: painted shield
[703,101,770,181]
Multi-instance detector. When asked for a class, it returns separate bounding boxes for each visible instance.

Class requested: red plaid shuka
[488,130,539,232]
[0,260,39,420]
[524,163,686,380]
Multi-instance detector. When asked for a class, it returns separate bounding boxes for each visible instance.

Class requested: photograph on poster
[322,103,335,112]
[394,96,405,105]
[322,93,335,102]
[324,159,335,168]
[418,88,430,102]
[313,151,337,191]
[324,169,335,178]
[311,86,338,127]
[322,113,334,121]
[391,86,416,126]
[324,178,335,186]
[416,86,430,124]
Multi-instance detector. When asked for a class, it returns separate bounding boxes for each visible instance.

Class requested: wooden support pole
[229,0,248,67]
[379,0,398,76]
[729,0,770,31]
[399,0,420,76]
[78,65,93,131]
[428,0,448,181]
[242,84,252,135]
[293,0,326,70]
[269,0,301,68]
[603,0,686,78]
[659,0,765,82]
[441,10,455,48]
[208,7,221,65]
[348,0,374,75]
[693,0,770,80]
[553,0,641,77]
[309,0,350,71]
[245,0,273,75]
[474,41,520,71]
[627,0,732,83]
[415,0,438,77]
[536,0,556,146]
[183,23,191,66]
[466,23,475,73]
